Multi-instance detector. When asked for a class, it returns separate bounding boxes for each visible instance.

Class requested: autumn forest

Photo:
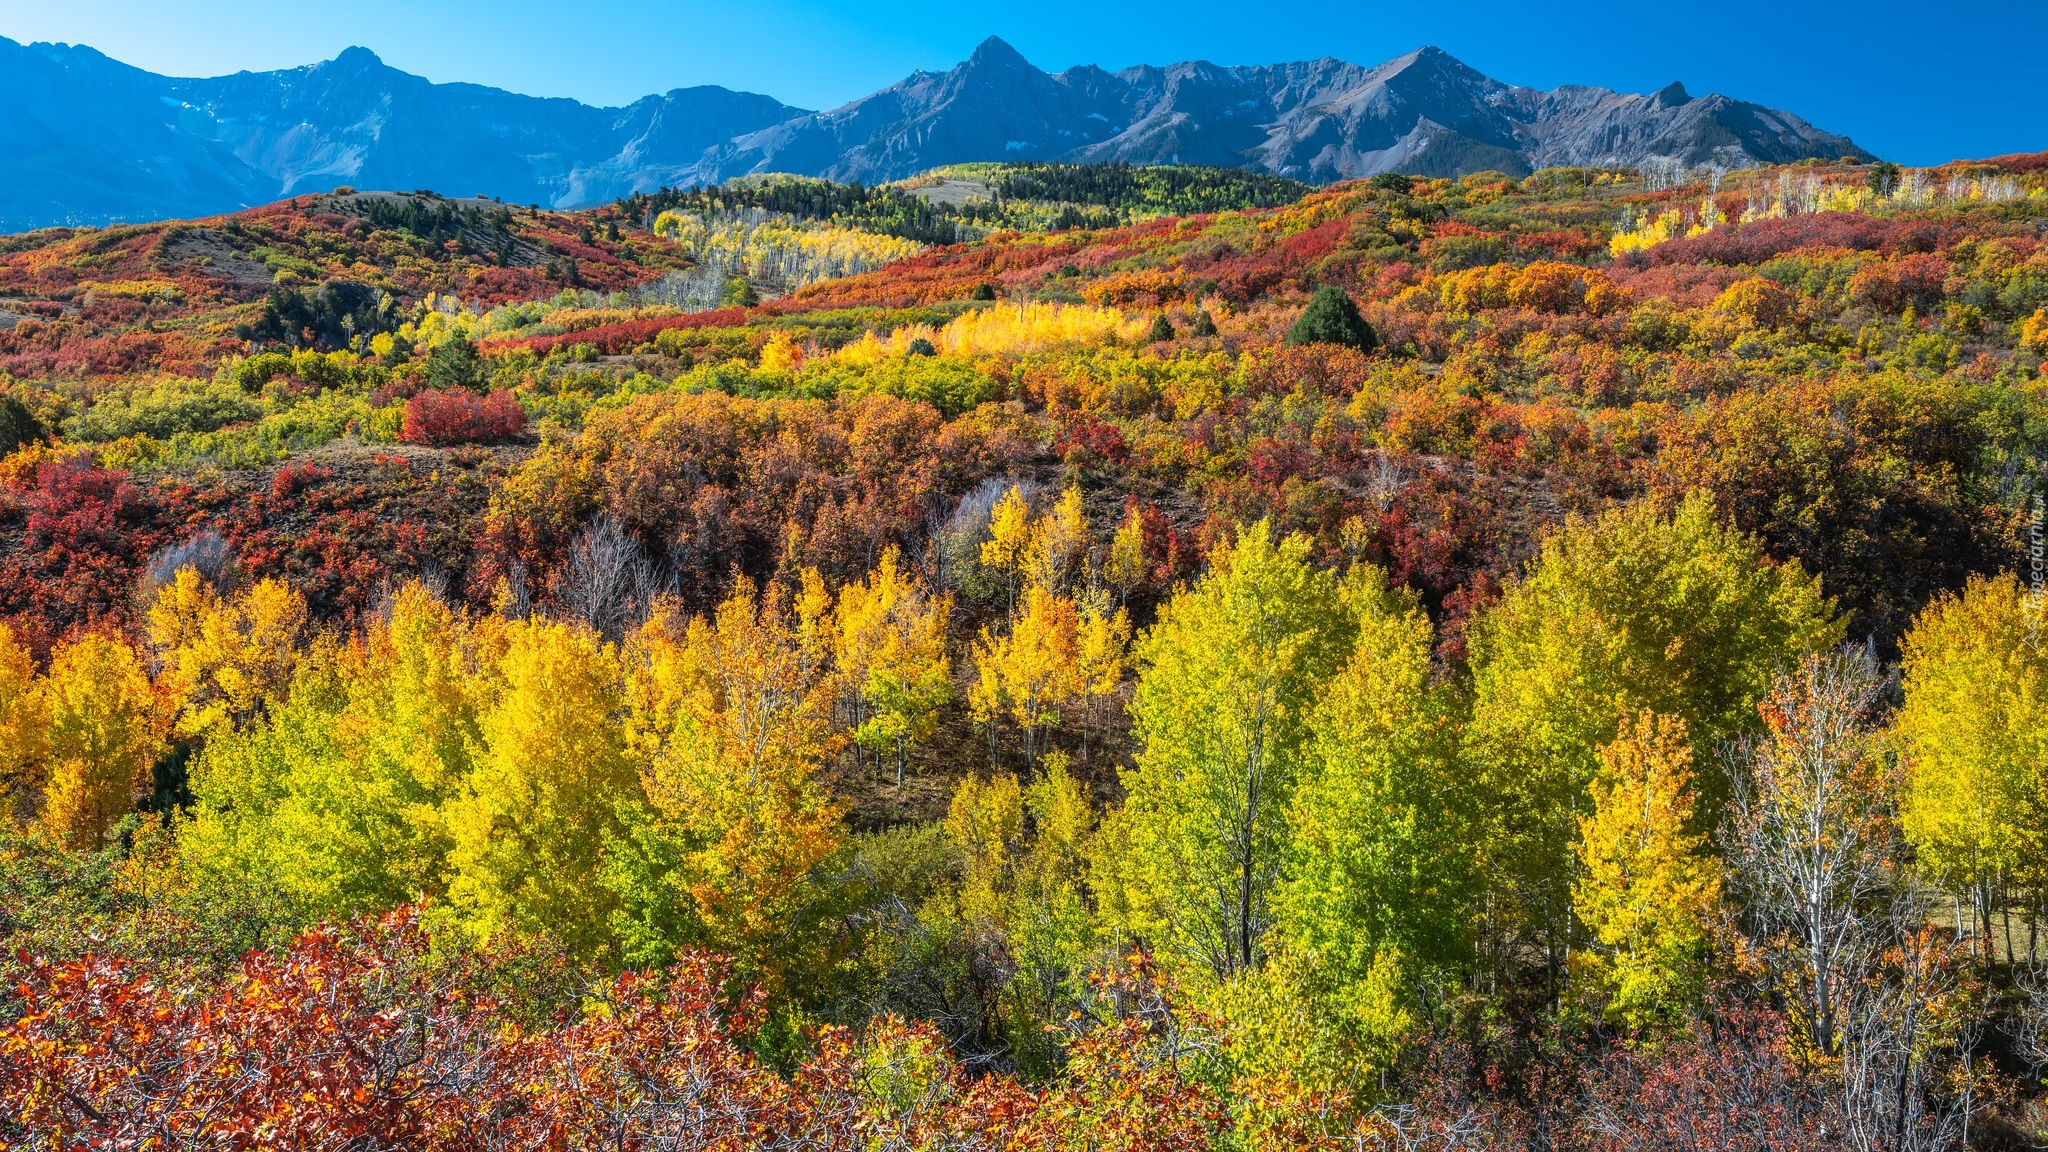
[2,152,2048,1150]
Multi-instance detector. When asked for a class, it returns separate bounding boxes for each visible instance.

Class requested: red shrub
[1579,1006,1841,1151]
[0,455,164,637]
[0,910,511,1150]
[1,910,1224,1152]
[401,388,527,446]
[494,309,749,357]
[270,461,332,498]
[1632,212,1961,269]
[1058,417,1130,467]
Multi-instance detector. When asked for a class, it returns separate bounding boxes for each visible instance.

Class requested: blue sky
[2,0,2042,166]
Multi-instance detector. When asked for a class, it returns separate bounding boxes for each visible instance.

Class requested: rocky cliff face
[695,41,1869,185]
[0,35,1870,231]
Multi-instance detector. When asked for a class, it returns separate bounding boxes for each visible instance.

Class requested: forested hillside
[3,152,2048,1150]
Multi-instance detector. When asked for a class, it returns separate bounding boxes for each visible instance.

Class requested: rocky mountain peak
[0,34,1876,232]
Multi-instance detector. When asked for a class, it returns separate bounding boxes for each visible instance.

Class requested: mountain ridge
[0,34,1872,231]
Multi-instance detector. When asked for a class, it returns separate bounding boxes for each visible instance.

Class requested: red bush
[491,309,747,358]
[1632,212,1960,269]
[1058,417,1129,467]
[401,388,527,446]
[0,909,1223,1152]
[270,461,332,499]
[0,455,165,639]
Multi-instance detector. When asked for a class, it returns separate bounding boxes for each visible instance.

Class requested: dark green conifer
[1284,286,1378,351]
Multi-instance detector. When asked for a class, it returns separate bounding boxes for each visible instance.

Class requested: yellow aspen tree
[836,546,953,785]
[362,581,495,798]
[1466,494,1837,971]
[0,621,50,820]
[1009,752,1097,1014]
[1031,486,1088,591]
[178,581,487,919]
[946,770,1025,925]
[1103,504,1149,607]
[833,552,898,745]
[1572,712,1724,1030]
[1072,595,1131,761]
[444,618,638,953]
[41,634,163,850]
[969,584,1082,766]
[148,567,307,737]
[1101,521,1354,978]
[622,576,847,986]
[1895,572,2047,956]
[980,485,1039,614]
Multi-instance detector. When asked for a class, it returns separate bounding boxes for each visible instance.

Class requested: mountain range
[0,34,1871,232]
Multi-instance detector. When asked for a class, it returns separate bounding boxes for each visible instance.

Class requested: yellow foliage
[627,577,847,982]
[2020,308,2048,355]
[1896,573,2048,897]
[947,770,1025,920]
[653,209,924,288]
[759,330,804,373]
[148,568,308,737]
[1437,261,1627,316]
[77,279,185,303]
[40,634,163,850]
[1436,263,1516,313]
[1572,712,1723,1030]
[1033,487,1088,589]
[444,618,637,951]
[838,302,1153,364]
[364,581,495,796]
[1608,207,1687,257]
[981,485,1038,611]
[0,621,50,817]
[1710,277,1798,330]
[970,584,1084,763]
[833,547,953,780]
[1104,505,1149,602]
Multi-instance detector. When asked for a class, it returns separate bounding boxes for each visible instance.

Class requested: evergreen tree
[1284,286,1377,351]
[0,395,47,456]
[720,277,760,308]
[424,338,484,391]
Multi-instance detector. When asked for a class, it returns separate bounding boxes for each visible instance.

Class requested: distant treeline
[616,162,1314,244]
